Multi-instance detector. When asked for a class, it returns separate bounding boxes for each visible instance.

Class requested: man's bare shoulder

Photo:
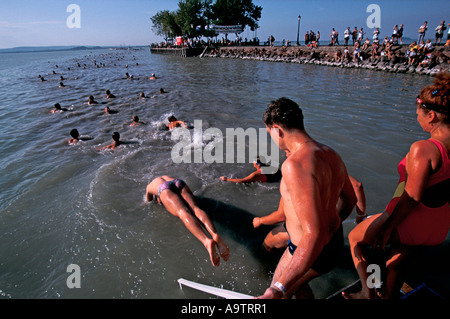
[281,147,317,181]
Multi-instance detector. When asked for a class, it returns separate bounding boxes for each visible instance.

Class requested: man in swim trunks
[257,98,357,299]
[145,176,230,267]
[253,174,366,254]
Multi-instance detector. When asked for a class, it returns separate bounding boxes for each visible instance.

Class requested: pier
[150,47,205,57]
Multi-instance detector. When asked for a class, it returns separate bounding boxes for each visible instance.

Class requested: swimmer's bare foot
[216,237,230,262]
[206,239,220,267]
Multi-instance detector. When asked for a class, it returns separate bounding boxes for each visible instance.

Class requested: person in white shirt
[434,20,446,45]
[344,27,351,46]
[418,21,428,44]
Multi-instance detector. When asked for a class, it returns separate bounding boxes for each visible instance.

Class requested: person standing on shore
[392,25,399,43]
[344,27,351,46]
[330,28,336,46]
[304,32,310,46]
[397,24,404,45]
[257,98,357,299]
[435,20,446,45]
[352,27,358,45]
[357,27,365,42]
[344,73,450,299]
[418,21,428,44]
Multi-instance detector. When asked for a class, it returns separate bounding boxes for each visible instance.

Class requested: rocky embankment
[203,45,450,76]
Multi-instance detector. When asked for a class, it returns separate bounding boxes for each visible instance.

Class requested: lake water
[0,47,447,299]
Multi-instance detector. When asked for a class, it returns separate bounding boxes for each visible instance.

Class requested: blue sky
[0,0,448,49]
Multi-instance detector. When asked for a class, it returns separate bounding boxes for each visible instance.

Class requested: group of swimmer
[42,50,175,149]
[145,73,449,299]
[45,68,175,149]
[57,85,174,149]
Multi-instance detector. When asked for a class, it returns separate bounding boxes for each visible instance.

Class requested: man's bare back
[282,141,346,247]
[258,97,356,299]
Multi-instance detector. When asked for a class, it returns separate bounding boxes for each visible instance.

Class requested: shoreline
[201,45,450,76]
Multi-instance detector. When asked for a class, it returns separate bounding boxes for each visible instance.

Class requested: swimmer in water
[97,132,122,150]
[150,73,157,80]
[104,106,118,114]
[145,175,230,266]
[68,129,80,145]
[105,90,116,99]
[166,115,188,130]
[88,95,98,105]
[220,156,282,183]
[50,103,68,113]
[130,115,145,126]
[59,82,65,88]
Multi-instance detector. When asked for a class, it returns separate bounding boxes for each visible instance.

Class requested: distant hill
[0,46,106,54]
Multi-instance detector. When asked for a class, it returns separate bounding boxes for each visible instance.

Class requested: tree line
[150,0,262,41]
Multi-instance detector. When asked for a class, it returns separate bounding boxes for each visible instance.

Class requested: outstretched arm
[220,170,262,183]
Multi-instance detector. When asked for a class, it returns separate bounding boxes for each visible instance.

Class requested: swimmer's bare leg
[181,186,230,261]
[161,190,220,266]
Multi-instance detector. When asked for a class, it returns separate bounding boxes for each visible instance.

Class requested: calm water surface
[0,48,447,299]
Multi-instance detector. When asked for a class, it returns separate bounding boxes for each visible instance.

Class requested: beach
[0,47,448,299]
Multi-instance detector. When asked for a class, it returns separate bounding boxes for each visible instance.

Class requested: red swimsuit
[385,139,450,246]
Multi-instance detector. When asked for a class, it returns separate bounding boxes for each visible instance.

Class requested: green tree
[150,0,262,40]
[176,0,213,38]
[150,10,181,41]
[211,0,262,31]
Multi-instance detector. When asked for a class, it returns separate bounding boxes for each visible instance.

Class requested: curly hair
[263,97,305,130]
[418,72,450,124]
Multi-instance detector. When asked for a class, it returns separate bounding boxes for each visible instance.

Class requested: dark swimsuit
[157,179,186,199]
[286,223,344,275]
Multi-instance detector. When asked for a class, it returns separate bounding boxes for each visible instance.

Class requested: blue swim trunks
[287,224,344,275]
